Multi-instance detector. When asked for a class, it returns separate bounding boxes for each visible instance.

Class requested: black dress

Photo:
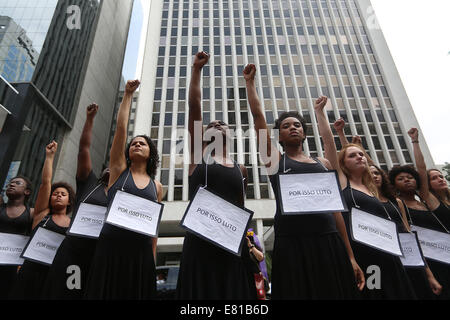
[84,169,158,300]
[342,186,416,299]
[382,200,434,300]
[176,160,256,300]
[433,202,450,231]
[43,171,108,299]
[405,205,450,300]
[9,215,67,300]
[0,204,32,299]
[269,155,359,300]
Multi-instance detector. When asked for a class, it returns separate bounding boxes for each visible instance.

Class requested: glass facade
[152,0,413,202]
[0,0,100,198]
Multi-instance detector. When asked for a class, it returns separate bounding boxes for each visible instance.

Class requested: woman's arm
[333,118,349,149]
[152,180,164,263]
[408,128,440,209]
[244,64,280,170]
[189,52,209,175]
[108,80,140,189]
[32,141,58,230]
[77,103,98,181]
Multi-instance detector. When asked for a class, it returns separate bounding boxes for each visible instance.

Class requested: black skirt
[9,261,49,300]
[427,259,450,300]
[271,232,360,300]
[42,236,97,299]
[176,232,256,300]
[84,224,156,300]
[0,266,18,299]
[404,267,435,300]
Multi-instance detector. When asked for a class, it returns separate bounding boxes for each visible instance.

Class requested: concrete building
[134,0,436,265]
[0,0,134,197]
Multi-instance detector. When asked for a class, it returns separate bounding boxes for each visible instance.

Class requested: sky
[123,0,450,165]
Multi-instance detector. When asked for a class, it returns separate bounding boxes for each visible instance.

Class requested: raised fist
[314,96,328,111]
[125,80,140,94]
[86,103,99,118]
[333,118,346,132]
[352,135,362,146]
[243,64,257,82]
[193,51,209,69]
[408,128,419,141]
[46,141,58,157]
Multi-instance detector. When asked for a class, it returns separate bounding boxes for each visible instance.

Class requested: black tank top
[189,159,244,207]
[36,215,69,235]
[404,205,447,233]
[433,202,450,231]
[0,204,32,235]
[269,154,337,236]
[75,171,109,209]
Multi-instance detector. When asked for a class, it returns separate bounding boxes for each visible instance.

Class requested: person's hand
[246,237,252,248]
[351,259,366,291]
[429,277,442,296]
[333,118,345,132]
[408,128,419,142]
[243,64,257,82]
[125,80,140,94]
[86,103,99,118]
[46,141,58,158]
[193,51,209,70]
[314,96,328,112]
[351,135,362,146]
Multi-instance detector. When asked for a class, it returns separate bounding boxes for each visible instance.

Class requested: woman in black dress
[84,80,163,300]
[388,127,450,299]
[176,52,256,300]
[370,165,441,299]
[43,104,109,299]
[427,169,450,230]
[0,176,34,299]
[245,64,364,299]
[10,141,75,299]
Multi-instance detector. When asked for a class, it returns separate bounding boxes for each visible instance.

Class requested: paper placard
[180,187,253,256]
[105,190,163,237]
[411,225,450,265]
[350,207,402,256]
[278,171,347,215]
[399,232,426,267]
[21,227,65,266]
[0,233,29,265]
[67,203,107,239]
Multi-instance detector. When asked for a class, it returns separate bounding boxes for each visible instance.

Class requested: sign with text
[105,190,163,237]
[350,207,402,256]
[21,228,65,266]
[278,171,347,215]
[411,225,450,265]
[67,203,107,239]
[399,232,426,267]
[0,233,29,265]
[180,187,253,256]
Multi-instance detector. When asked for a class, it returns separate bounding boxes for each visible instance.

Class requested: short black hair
[389,165,421,190]
[274,111,308,148]
[125,135,160,179]
[50,182,76,214]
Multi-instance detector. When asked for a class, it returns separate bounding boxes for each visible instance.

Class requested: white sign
[67,203,107,239]
[105,190,163,237]
[180,187,253,256]
[411,225,450,265]
[0,233,29,265]
[350,207,402,256]
[21,227,65,266]
[278,172,347,214]
[399,232,426,267]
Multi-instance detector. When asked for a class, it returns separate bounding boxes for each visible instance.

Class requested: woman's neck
[284,145,306,160]
[398,191,417,202]
[6,198,26,208]
[130,160,148,175]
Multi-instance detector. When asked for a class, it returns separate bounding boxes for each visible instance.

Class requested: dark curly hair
[125,135,160,179]
[389,165,421,190]
[274,111,308,149]
[370,165,396,201]
[49,182,76,215]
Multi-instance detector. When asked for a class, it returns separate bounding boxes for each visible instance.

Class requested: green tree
[443,162,450,182]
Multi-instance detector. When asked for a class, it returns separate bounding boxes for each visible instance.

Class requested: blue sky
[121,0,144,81]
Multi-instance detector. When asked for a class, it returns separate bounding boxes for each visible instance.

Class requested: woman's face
[429,170,448,192]
[205,120,230,141]
[279,117,305,147]
[50,187,70,210]
[394,172,417,193]
[370,166,382,188]
[5,178,29,199]
[343,146,367,173]
[129,137,150,162]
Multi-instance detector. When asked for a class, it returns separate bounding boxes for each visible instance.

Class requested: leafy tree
[442,162,450,182]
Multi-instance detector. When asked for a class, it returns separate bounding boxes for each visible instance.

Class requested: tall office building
[0,0,133,196]
[135,0,435,262]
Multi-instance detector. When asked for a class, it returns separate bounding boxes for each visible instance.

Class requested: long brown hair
[338,144,379,198]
